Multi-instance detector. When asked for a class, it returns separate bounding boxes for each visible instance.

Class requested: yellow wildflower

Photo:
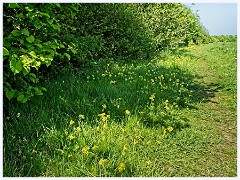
[117,162,126,173]
[98,158,109,166]
[165,105,170,111]
[82,146,90,156]
[68,154,72,158]
[76,126,81,132]
[163,128,167,136]
[70,120,75,125]
[102,116,107,123]
[125,110,130,116]
[167,126,174,132]
[98,113,106,119]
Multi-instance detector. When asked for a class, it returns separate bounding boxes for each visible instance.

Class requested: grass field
[3,42,237,177]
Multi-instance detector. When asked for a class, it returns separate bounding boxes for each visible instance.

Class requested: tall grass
[3,42,237,176]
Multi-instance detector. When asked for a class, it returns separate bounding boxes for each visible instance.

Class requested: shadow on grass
[3,57,220,176]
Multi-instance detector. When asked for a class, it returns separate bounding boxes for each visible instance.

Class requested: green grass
[3,42,237,177]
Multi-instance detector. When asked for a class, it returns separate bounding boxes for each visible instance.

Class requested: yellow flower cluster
[98,158,109,166]
[163,126,174,136]
[69,120,75,125]
[117,162,126,173]
[125,110,130,116]
[98,112,110,123]
[82,146,90,156]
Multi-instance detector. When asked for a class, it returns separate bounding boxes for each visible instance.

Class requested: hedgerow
[3,3,210,106]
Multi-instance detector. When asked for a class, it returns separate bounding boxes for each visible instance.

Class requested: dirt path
[187,43,237,176]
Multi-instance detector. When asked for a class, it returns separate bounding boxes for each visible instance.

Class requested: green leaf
[29,73,38,83]
[22,66,30,76]
[16,13,25,18]
[25,6,33,11]
[36,44,43,49]
[28,51,37,58]
[3,47,9,56]
[47,49,55,56]
[47,19,53,24]
[32,60,41,69]
[3,39,11,47]
[34,87,43,96]
[10,60,23,74]
[26,36,35,43]
[55,3,61,8]
[19,39,25,44]
[6,90,15,100]
[8,3,20,9]
[42,87,47,91]
[11,30,21,36]
[52,24,60,32]
[64,53,71,60]
[33,19,42,29]
[71,12,76,19]
[17,93,28,103]
[22,29,29,36]
[40,12,50,18]
[60,44,65,48]
[70,48,77,54]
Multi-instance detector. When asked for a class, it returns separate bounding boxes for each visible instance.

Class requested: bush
[3,3,210,106]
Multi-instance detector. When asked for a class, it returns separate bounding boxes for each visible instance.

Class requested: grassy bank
[3,42,237,177]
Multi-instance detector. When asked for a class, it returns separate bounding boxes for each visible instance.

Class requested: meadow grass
[3,42,237,177]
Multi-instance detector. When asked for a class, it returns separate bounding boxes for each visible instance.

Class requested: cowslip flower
[82,146,90,156]
[117,162,126,172]
[70,120,75,125]
[125,110,130,116]
[163,128,167,136]
[98,158,109,166]
[167,126,174,133]
[68,154,72,158]
[98,113,106,119]
[76,126,81,132]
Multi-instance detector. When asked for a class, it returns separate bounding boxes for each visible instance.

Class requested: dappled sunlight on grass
[3,42,237,176]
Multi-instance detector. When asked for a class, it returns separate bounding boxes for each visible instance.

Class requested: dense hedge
[3,3,210,105]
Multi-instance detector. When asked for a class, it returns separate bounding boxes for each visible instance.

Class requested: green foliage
[3,42,237,176]
[3,3,209,105]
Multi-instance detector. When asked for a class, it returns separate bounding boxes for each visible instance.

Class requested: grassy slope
[3,42,237,177]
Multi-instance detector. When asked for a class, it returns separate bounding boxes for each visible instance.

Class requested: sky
[184,3,237,36]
